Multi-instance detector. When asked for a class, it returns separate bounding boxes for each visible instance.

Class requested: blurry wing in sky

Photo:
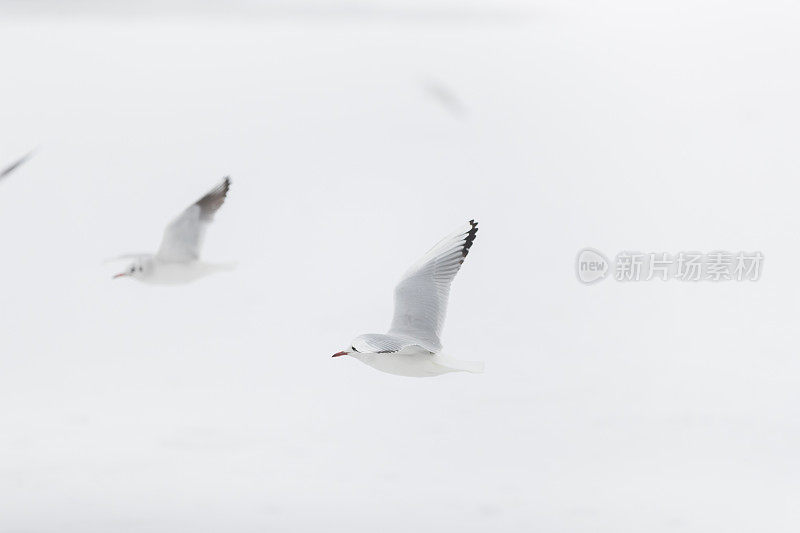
[388,220,479,352]
[423,79,467,118]
[156,177,230,262]
[0,151,34,181]
[103,253,152,264]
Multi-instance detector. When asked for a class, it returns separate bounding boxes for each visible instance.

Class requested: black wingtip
[195,176,232,219]
[462,219,479,259]
[218,176,231,195]
[216,176,231,199]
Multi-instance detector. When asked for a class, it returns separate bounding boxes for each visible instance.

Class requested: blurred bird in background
[111,177,236,284]
[0,150,34,182]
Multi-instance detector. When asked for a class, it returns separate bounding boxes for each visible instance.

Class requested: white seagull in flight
[333,220,483,377]
[113,177,234,284]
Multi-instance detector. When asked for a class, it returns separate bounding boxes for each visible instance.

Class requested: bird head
[113,258,148,279]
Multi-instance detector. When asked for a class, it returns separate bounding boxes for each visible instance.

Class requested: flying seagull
[332,220,483,377]
[423,79,467,118]
[112,177,235,284]
[1,151,34,181]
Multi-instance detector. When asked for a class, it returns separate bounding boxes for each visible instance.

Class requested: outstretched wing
[0,151,34,181]
[388,220,478,352]
[103,253,152,264]
[156,177,230,262]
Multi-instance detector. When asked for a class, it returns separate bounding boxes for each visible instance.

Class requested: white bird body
[113,177,233,285]
[127,256,236,285]
[349,346,484,377]
[333,220,483,378]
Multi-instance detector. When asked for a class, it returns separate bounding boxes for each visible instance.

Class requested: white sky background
[0,1,798,531]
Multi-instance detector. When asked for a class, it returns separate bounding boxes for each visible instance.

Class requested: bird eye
[351,346,358,352]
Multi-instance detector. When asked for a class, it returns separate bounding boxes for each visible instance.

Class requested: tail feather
[206,261,238,273]
[434,354,485,374]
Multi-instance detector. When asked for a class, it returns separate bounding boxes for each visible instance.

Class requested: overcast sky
[1,1,799,532]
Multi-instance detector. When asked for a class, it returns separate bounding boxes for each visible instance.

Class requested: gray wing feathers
[156,177,230,262]
[352,334,409,354]
[388,220,478,352]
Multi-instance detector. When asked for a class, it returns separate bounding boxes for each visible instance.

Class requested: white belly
[141,262,234,285]
[349,347,479,378]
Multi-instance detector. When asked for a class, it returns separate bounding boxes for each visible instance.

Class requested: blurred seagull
[1,151,34,181]
[112,177,235,284]
[332,220,483,377]
[423,78,467,118]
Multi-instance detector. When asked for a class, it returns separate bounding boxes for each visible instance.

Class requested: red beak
[332,351,348,358]
[113,272,128,279]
